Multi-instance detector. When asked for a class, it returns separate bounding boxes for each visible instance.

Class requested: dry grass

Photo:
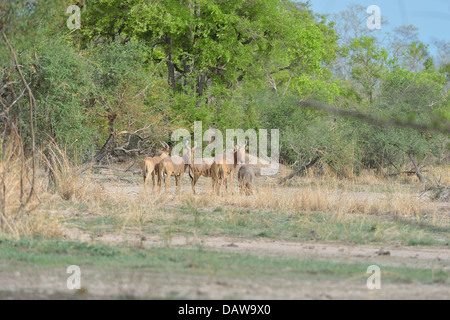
[73,163,448,222]
[429,166,450,185]
[41,144,91,201]
[1,143,448,242]
[0,142,55,238]
[0,142,103,239]
[51,168,447,247]
[83,169,446,238]
[176,183,439,220]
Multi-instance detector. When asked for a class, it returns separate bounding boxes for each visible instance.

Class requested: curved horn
[185,140,190,149]
[160,140,170,149]
[193,141,198,149]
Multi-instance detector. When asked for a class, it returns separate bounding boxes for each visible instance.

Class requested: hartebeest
[158,146,191,192]
[238,165,255,196]
[141,141,171,193]
[186,141,220,194]
[216,141,246,194]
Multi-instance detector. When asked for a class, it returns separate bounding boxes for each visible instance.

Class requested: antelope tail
[188,166,193,180]
[218,165,224,180]
[142,162,148,181]
[158,162,163,185]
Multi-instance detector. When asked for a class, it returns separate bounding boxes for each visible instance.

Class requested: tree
[434,40,450,68]
[434,40,450,89]
[360,66,448,180]
[403,41,430,73]
[348,37,389,104]
[86,41,172,161]
[82,0,281,96]
[330,3,389,81]
[0,1,96,157]
[388,25,420,61]
[80,0,339,132]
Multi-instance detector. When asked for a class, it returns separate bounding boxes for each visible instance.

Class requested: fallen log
[278,156,320,184]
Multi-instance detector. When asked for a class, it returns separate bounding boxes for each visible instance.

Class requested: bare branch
[1,30,36,212]
[278,155,321,184]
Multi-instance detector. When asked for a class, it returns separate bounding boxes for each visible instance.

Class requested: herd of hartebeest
[141,141,255,196]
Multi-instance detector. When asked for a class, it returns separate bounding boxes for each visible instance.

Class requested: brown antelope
[186,141,220,194]
[238,165,255,196]
[158,146,191,192]
[141,141,171,193]
[216,141,246,194]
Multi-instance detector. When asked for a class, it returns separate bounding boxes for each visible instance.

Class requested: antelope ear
[157,149,163,153]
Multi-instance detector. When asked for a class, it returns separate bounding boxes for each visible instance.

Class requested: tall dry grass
[94,164,445,221]
[0,141,49,238]
[0,143,27,236]
[2,139,446,241]
[72,172,445,248]
[174,173,442,221]
[27,159,444,248]
[41,143,91,201]
[0,141,102,239]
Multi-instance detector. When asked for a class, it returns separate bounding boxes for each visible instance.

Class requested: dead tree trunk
[93,133,115,164]
[278,155,320,184]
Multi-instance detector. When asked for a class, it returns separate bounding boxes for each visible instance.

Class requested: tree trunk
[182,57,190,90]
[408,153,424,183]
[197,73,206,96]
[0,175,5,230]
[278,156,320,184]
[165,37,176,93]
[93,133,115,164]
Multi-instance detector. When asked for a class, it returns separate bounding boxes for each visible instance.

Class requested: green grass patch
[0,239,448,285]
[146,208,449,246]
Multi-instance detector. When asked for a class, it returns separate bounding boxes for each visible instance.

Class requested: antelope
[186,141,220,194]
[238,165,255,196]
[158,146,191,192]
[141,141,171,194]
[215,141,246,195]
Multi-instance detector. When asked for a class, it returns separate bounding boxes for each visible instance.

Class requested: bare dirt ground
[64,229,450,269]
[1,233,449,300]
[1,268,449,300]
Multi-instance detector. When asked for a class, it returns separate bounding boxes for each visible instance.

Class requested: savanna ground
[1,160,449,300]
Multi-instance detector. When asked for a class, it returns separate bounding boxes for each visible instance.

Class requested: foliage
[347,36,389,104]
[358,66,448,170]
[0,0,448,177]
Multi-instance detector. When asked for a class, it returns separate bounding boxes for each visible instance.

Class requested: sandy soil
[65,229,450,268]
[2,230,448,300]
[1,268,449,300]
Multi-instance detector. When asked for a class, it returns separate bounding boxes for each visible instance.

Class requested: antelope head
[158,141,171,158]
[235,140,247,165]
